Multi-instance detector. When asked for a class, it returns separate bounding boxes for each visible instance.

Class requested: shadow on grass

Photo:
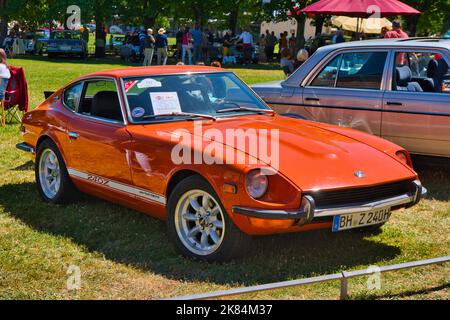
[1,181,403,287]
[13,161,34,171]
[413,162,450,202]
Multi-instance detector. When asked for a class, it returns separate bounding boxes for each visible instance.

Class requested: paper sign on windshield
[150,92,182,115]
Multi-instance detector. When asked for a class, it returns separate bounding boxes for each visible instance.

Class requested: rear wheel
[35,139,78,204]
[167,175,251,262]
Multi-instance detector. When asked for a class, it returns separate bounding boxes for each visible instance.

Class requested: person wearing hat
[155,28,169,65]
[143,28,155,66]
[384,20,408,39]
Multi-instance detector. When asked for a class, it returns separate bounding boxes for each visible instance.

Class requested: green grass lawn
[0,56,449,300]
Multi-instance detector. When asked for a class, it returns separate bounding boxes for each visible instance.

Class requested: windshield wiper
[216,107,276,115]
[142,112,217,121]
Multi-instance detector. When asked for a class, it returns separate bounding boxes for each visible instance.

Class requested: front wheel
[35,139,78,204]
[167,175,251,262]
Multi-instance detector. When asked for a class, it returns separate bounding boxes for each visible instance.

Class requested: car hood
[144,115,416,191]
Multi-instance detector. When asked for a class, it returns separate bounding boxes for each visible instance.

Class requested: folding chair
[1,66,28,127]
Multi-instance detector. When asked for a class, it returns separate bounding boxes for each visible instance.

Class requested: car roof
[82,66,226,79]
[316,38,450,53]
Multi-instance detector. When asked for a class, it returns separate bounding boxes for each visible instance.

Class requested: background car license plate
[332,208,391,232]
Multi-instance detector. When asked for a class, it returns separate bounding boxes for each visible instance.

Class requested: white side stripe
[67,168,166,205]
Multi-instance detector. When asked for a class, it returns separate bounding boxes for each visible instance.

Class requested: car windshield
[123,72,272,123]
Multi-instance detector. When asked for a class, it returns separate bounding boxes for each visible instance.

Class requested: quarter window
[78,79,123,122]
[310,52,388,90]
[63,82,84,111]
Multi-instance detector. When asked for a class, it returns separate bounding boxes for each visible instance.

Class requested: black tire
[167,175,252,262]
[35,139,79,204]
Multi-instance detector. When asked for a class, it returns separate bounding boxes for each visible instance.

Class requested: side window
[310,55,342,87]
[63,82,84,111]
[79,79,123,122]
[393,51,450,93]
[336,52,387,90]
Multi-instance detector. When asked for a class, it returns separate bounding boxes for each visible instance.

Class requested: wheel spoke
[189,198,201,212]
[200,231,209,248]
[202,195,210,209]
[212,220,223,229]
[183,213,198,222]
[210,206,220,217]
[209,229,220,244]
[188,225,201,238]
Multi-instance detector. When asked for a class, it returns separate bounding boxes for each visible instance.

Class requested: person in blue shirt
[191,24,203,63]
[155,28,169,65]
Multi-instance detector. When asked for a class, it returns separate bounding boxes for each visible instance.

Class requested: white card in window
[137,78,162,89]
[150,92,182,115]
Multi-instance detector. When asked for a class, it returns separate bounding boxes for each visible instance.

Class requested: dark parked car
[47,30,87,59]
[24,29,50,55]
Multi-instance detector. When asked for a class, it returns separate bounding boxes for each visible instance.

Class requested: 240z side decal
[67,168,166,205]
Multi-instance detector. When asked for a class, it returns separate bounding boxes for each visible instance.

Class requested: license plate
[332,208,391,232]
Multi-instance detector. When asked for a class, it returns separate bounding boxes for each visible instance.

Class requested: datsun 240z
[17,66,426,261]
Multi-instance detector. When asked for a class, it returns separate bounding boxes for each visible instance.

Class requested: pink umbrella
[300,0,420,18]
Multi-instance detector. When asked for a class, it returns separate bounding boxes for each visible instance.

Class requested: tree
[260,0,317,50]
[402,0,450,36]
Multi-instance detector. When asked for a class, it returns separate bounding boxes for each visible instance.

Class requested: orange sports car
[17,66,426,261]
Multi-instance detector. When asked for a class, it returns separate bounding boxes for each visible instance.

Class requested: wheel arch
[36,134,69,168]
[166,169,204,199]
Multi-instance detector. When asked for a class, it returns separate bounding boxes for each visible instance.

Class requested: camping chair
[1,66,28,127]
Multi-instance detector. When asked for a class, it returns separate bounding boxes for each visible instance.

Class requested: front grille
[306,180,415,208]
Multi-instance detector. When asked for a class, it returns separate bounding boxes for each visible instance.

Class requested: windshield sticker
[124,80,138,92]
[137,78,163,89]
[131,107,146,118]
[150,92,182,115]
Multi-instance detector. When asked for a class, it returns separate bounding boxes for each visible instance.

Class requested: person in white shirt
[0,48,11,126]
[238,29,254,65]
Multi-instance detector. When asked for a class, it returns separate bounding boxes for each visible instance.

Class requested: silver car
[252,39,450,158]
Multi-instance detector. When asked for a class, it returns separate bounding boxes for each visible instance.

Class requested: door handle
[386,102,403,106]
[68,132,80,140]
[305,97,320,102]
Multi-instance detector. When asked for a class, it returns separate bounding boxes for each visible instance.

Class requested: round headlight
[246,170,268,199]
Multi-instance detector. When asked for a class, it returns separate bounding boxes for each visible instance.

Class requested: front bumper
[233,180,427,226]
[16,142,35,154]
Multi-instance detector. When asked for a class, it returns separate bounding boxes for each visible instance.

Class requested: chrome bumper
[16,142,35,154]
[233,181,427,225]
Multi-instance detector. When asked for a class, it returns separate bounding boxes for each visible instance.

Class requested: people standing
[288,33,296,53]
[384,20,409,39]
[0,49,11,127]
[258,34,267,63]
[238,28,253,65]
[155,28,168,65]
[265,30,277,62]
[191,24,203,63]
[182,27,193,65]
[202,30,210,63]
[143,28,155,66]
[175,28,184,60]
[222,31,232,59]
[279,32,288,59]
